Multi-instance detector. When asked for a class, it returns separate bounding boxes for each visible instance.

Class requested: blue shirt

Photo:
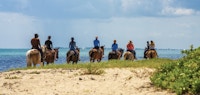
[93,39,100,47]
[112,43,118,51]
[69,41,76,50]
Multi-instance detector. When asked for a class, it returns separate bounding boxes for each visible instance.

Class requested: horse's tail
[66,50,74,62]
[89,50,93,57]
[154,50,158,58]
[108,52,112,60]
[149,51,153,58]
[26,50,32,67]
[124,53,127,60]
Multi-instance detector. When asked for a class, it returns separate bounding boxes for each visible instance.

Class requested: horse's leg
[67,59,70,64]
[53,50,57,61]
[98,58,101,62]
[34,63,36,67]
[40,62,43,67]
[26,58,32,67]
[118,53,121,59]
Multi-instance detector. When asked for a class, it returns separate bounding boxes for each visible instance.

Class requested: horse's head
[54,48,59,59]
[100,46,104,49]
[100,46,105,52]
[118,48,124,53]
[41,45,47,53]
[118,48,124,57]
[76,48,80,52]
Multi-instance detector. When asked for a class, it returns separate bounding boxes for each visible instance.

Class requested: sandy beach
[0,68,175,95]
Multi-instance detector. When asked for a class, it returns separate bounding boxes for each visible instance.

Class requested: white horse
[26,45,48,67]
[26,49,43,67]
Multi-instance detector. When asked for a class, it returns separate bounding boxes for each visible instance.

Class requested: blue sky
[0,0,200,49]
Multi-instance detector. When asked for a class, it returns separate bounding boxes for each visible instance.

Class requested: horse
[108,48,124,60]
[89,46,104,62]
[26,49,43,67]
[44,48,59,65]
[144,49,158,59]
[66,48,80,64]
[124,51,135,61]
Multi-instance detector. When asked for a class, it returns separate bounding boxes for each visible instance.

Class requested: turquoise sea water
[0,48,184,72]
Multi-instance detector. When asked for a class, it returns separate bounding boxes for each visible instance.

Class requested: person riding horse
[112,40,121,59]
[144,40,158,58]
[44,36,58,64]
[45,36,53,50]
[94,36,100,50]
[68,37,80,60]
[31,33,43,62]
[91,36,103,56]
[89,36,104,62]
[126,40,136,59]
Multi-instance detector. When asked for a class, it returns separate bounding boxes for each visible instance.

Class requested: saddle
[68,50,78,56]
[30,49,40,55]
[110,51,118,55]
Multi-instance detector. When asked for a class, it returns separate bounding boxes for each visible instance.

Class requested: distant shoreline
[0,47,184,50]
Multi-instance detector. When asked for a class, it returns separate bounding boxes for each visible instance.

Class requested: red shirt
[127,43,134,50]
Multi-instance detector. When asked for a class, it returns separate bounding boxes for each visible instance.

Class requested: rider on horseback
[94,36,100,49]
[126,40,136,59]
[45,36,58,61]
[149,40,155,50]
[112,40,121,59]
[45,36,53,50]
[31,33,43,62]
[69,37,80,60]
[144,40,158,58]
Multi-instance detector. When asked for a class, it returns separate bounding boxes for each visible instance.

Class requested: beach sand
[0,68,175,95]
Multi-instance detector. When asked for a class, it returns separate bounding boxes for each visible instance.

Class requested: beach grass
[10,58,175,71]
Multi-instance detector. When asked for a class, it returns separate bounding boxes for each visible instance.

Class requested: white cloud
[0,12,43,48]
[0,0,200,49]
[161,7,196,16]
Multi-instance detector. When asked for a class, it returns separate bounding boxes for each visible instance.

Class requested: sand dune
[0,68,175,95]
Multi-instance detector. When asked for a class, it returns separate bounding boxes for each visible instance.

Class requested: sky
[0,0,200,49]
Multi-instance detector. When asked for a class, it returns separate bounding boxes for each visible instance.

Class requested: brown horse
[144,50,158,59]
[44,48,59,65]
[26,49,43,67]
[89,46,104,62]
[66,48,80,64]
[124,51,135,61]
[108,48,124,60]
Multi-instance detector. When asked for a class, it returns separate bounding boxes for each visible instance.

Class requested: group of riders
[30,33,157,62]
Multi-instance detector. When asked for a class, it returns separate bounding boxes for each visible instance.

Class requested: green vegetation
[9,58,173,76]
[10,58,173,72]
[151,46,200,95]
[8,46,200,94]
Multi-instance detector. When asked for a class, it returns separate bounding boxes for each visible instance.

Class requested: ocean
[0,48,184,72]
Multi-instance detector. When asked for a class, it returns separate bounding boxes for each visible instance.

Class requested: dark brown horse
[66,48,80,64]
[144,50,158,59]
[124,51,135,61]
[44,48,59,65]
[89,46,104,62]
[108,48,124,60]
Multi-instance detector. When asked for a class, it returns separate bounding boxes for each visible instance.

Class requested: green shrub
[82,63,105,75]
[151,47,200,95]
